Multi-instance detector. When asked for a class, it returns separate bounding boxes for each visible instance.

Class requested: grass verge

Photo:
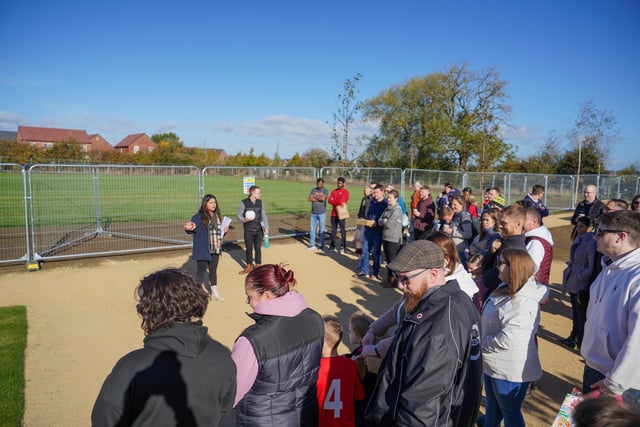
[0,305,27,426]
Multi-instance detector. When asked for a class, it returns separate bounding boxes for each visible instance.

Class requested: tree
[567,99,620,175]
[361,64,513,171]
[151,132,184,150]
[329,73,362,166]
[302,148,330,168]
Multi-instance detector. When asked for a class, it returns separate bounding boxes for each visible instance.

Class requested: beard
[403,287,428,313]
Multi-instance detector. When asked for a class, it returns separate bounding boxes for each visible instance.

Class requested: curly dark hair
[135,268,209,335]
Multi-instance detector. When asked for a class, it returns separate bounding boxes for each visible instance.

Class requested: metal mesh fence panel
[0,164,29,264]
[27,164,199,261]
[2,163,638,267]
[320,167,404,226]
[202,167,318,243]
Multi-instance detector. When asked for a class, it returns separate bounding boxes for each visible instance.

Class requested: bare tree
[329,73,362,166]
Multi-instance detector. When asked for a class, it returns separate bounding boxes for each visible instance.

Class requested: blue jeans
[357,236,370,273]
[361,228,383,276]
[582,365,606,394]
[309,213,326,248]
[483,374,529,427]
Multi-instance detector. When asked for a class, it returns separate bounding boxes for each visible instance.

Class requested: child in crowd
[317,315,365,427]
[344,311,378,427]
[466,253,484,311]
[433,206,454,232]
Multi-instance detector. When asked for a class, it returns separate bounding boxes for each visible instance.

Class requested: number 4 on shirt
[323,379,344,418]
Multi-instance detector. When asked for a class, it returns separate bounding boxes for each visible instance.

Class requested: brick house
[16,126,113,152]
[114,133,156,154]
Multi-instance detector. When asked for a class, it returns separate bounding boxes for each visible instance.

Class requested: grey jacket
[379,203,403,244]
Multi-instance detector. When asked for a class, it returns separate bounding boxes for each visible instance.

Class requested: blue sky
[1,1,638,170]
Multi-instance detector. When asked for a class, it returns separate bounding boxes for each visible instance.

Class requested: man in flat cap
[365,240,482,427]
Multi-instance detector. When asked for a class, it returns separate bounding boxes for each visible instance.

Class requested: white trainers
[211,287,224,301]
[307,246,316,251]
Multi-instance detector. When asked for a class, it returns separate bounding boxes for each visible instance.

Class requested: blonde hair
[349,311,373,340]
[322,314,343,352]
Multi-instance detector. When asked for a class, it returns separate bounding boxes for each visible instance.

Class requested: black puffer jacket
[92,321,236,427]
[236,308,324,427]
[365,280,483,427]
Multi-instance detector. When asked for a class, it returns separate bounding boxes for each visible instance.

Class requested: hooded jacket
[581,247,640,394]
[365,280,483,427]
[92,322,236,427]
[482,278,549,383]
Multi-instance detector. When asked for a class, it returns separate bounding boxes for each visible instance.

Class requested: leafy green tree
[361,64,512,171]
[330,73,363,166]
[302,148,330,168]
[557,136,605,175]
[151,132,184,150]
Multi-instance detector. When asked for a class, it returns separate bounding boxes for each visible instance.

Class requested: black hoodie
[92,321,236,427]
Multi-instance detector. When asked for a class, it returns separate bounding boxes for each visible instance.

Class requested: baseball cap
[387,240,444,273]
[492,195,506,209]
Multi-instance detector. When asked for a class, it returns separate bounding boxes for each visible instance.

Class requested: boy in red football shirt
[316,315,365,427]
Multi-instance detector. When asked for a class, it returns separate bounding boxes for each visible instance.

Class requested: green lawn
[0,305,27,427]
[0,170,320,228]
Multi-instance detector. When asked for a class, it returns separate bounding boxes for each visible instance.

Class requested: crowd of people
[90,181,640,426]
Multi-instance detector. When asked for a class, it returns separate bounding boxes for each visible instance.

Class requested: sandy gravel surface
[0,214,584,426]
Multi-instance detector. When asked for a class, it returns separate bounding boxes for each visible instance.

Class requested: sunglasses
[393,268,428,285]
[595,227,627,236]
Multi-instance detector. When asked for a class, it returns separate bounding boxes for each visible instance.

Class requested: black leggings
[196,255,220,294]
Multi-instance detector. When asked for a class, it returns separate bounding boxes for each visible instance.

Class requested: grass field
[0,305,26,427]
[0,172,320,228]
[0,166,586,232]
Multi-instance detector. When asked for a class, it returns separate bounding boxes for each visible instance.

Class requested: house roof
[115,133,148,147]
[18,126,92,143]
[88,134,113,151]
[0,130,17,141]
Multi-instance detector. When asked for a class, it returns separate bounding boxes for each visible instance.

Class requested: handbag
[402,213,410,228]
[336,203,350,220]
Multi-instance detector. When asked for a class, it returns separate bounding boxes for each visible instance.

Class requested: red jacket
[328,188,350,217]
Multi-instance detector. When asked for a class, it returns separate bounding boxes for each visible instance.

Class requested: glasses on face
[633,201,640,205]
[393,268,428,285]
[594,227,627,237]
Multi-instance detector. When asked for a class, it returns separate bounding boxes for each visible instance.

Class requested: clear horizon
[1,1,638,170]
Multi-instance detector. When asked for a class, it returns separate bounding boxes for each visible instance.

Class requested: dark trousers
[382,240,402,280]
[331,216,346,251]
[244,229,263,265]
[569,292,588,344]
[196,255,220,294]
[414,228,428,241]
[583,365,606,395]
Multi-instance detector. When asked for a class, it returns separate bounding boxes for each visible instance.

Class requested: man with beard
[411,185,436,240]
[365,240,482,427]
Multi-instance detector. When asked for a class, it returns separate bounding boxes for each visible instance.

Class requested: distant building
[184,147,228,163]
[87,134,114,152]
[0,130,17,141]
[114,133,156,154]
[15,126,113,152]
